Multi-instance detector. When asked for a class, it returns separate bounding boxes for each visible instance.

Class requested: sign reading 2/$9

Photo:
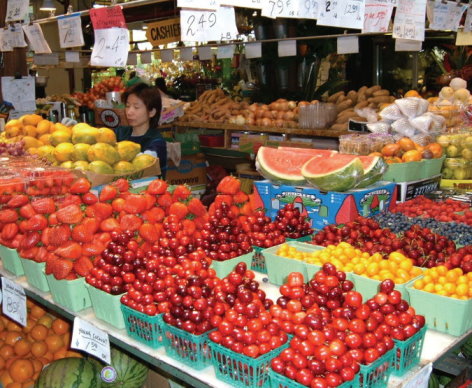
[146,18,181,46]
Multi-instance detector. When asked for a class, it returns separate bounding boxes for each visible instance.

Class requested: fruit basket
[392,325,427,377]
[120,304,164,348]
[46,275,91,312]
[209,340,290,388]
[86,284,125,329]
[407,286,472,336]
[382,157,445,182]
[359,348,395,388]
[210,251,253,279]
[269,369,359,388]
[20,258,49,292]
[161,322,214,370]
[251,246,267,274]
[0,245,24,276]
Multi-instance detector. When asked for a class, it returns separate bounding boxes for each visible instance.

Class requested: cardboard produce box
[94,108,128,129]
[396,175,441,202]
[165,154,207,186]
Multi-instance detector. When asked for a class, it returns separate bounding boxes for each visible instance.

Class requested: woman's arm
[145,138,167,177]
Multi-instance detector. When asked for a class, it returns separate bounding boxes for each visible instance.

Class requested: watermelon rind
[301,155,364,192]
[35,357,101,388]
[355,156,388,188]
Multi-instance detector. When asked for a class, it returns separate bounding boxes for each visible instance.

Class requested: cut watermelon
[256,146,322,185]
[356,156,388,188]
[301,154,364,192]
[278,147,338,157]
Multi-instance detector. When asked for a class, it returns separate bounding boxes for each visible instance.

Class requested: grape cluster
[373,212,414,233]
[0,141,26,156]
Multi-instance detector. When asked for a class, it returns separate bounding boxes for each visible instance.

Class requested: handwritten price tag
[464,6,472,32]
[317,0,365,29]
[90,6,126,30]
[71,317,111,364]
[58,13,85,48]
[6,0,29,22]
[177,0,219,10]
[427,0,467,32]
[363,0,394,33]
[0,29,13,52]
[91,27,129,67]
[22,24,52,54]
[11,24,27,48]
[262,0,319,19]
[220,0,263,9]
[393,0,427,41]
[2,278,26,327]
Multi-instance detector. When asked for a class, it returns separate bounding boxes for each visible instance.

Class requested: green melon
[301,154,364,192]
[34,357,101,388]
[356,156,388,188]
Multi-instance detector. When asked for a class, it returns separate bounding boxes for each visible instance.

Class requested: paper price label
[58,14,85,48]
[219,0,263,9]
[0,30,13,52]
[71,317,111,364]
[464,6,472,32]
[178,0,219,10]
[363,0,394,33]
[427,1,467,32]
[11,24,27,48]
[317,0,365,30]
[90,6,126,30]
[262,0,319,19]
[22,24,52,54]
[393,0,427,41]
[2,278,26,327]
[91,27,129,67]
[6,0,29,22]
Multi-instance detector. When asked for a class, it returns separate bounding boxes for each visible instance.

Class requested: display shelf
[0,263,469,388]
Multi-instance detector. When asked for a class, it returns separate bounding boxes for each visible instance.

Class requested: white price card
[363,0,394,33]
[180,47,194,61]
[91,27,129,67]
[34,53,60,66]
[427,0,468,32]
[71,317,111,364]
[217,44,235,58]
[160,49,174,62]
[245,42,262,59]
[141,51,153,64]
[278,40,296,57]
[1,76,35,112]
[22,24,52,54]
[11,24,27,48]
[58,13,85,48]
[402,362,432,388]
[1,277,26,327]
[0,29,13,52]
[198,46,213,60]
[127,52,138,65]
[220,0,263,9]
[262,0,319,19]
[178,0,219,10]
[456,30,472,45]
[337,36,359,54]
[464,6,472,32]
[393,0,427,41]
[395,38,422,51]
[317,0,366,30]
[6,0,29,22]
[65,51,80,63]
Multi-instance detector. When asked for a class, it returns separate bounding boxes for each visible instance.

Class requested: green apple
[454,168,468,180]
[464,136,472,150]
[446,145,460,157]
[462,148,472,161]
[441,167,454,179]
[436,135,451,148]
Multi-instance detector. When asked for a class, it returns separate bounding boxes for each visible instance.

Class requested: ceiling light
[40,0,56,11]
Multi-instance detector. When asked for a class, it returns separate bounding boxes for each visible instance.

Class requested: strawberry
[35,246,48,263]
[111,198,125,212]
[82,217,100,234]
[157,193,173,208]
[112,178,129,193]
[100,217,121,232]
[214,195,233,208]
[143,207,165,223]
[69,177,91,194]
[73,256,94,277]
[217,175,241,195]
[99,185,118,202]
[31,197,56,214]
[52,259,74,280]
[71,224,94,243]
[55,241,82,260]
[18,220,29,233]
[142,193,157,210]
[19,203,36,219]
[168,202,188,220]
[172,185,191,201]
[57,194,82,208]
[138,223,160,242]
[1,223,18,240]
[182,219,196,236]
[82,242,105,257]
[0,209,18,223]
[6,194,29,208]
[81,192,98,206]
[240,202,253,216]
[48,224,72,246]
[19,231,41,249]
[187,198,207,217]
[25,214,48,231]
[233,191,249,204]
[86,203,113,220]
[48,213,59,225]
[56,204,83,224]
[147,179,167,195]
[45,254,59,275]
[18,246,38,260]
[120,214,143,231]
[122,194,147,214]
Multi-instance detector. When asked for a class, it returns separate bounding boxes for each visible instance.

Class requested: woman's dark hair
[123,83,162,128]
[155,77,168,94]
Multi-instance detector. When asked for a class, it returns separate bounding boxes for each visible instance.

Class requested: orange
[65,350,83,358]
[53,348,67,360]
[23,319,35,334]
[397,137,416,152]
[45,335,64,353]
[426,143,443,158]
[36,315,52,328]
[381,143,401,157]
[402,150,422,162]
[404,90,420,98]
[0,371,14,386]
[6,382,22,388]
[4,332,22,347]
[385,156,402,164]
[6,322,22,333]
[29,306,46,320]
[0,345,14,360]
[31,341,47,358]
[31,359,42,374]
[30,325,48,342]
[51,319,70,335]
[13,340,30,357]
[9,359,34,383]
[0,356,5,369]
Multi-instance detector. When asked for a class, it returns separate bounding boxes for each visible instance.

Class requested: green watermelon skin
[35,357,101,388]
[356,156,388,188]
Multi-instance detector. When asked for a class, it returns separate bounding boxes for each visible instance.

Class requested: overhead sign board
[146,18,181,46]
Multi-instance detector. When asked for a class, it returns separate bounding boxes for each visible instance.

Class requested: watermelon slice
[301,154,364,192]
[278,147,338,157]
[356,156,388,188]
[256,146,323,185]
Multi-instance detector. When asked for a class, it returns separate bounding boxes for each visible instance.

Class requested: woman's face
[125,94,156,129]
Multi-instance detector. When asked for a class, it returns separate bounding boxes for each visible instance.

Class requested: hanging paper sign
[395,38,422,51]
[180,47,194,61]
[278,40,296,57]
[11,24,27,48]
[317,0,366,30]
[219,0,263,9]
[337,36,359,54]
[219,6,239,40]
[427,0,467,32]
[58,13,85,48]
[456,30,472,45]
[177,0,219,10]
[1,76,35,112]
[34,53,60,65]
[90,6,126,30]
[127,52,137,65]
[141,51,153,63]
[0,30,13,52]
[160,49,174,62]
[91,27,129,67]
[217,44,235,58]
[145,18,181,46]
[464,6,472,32]
[1,278,26,327]
[22,24,52,54]
[6,0,29,22]
[393,0,427,41]
[198,46,213,60]
[71,317,111,364]
[363,0,394,33]
[261,0,319,19]
[245,42,262,58]
[65,51,80,63]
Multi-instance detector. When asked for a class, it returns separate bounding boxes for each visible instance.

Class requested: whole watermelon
[90,347,149,388]
[35,357,101,388]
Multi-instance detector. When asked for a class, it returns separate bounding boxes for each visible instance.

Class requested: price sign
[427,0,467,32]
[337,36,359,54]
[198,46,213,60]
[65,51,80,63]
[58,13,85,48]
[262,0,319,19]
[395,38,422,51]
[71,317,111,364]
[317,0,366,30]
[393,0,427,41]
[278,40,297,56]
[1,278,26,327]
[464,6,472,32]
[245,42,262,58]
[22,24,52,54]
[90,6,126,30]
[11,24,27,48]
[177,0,219,10]
[363,0,394,33]
[6,0,29,22]
[219,0,263,9]
[91,28,129,67]
[0,29,13,52]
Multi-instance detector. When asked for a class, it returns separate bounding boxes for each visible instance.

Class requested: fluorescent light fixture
[40,0,56,11]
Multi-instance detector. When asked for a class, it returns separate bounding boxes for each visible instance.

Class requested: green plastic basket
[406,285,472,336]
[0,246,24,276]
[359,348,395,388]
[20,259,49,292]
[120,304,164,348]
[209,339,290,388]
[211,252,254,279]
[46,275,91,312]
[87,284,125,329]
[286,235,313,243]
[161,322,213,370]
[251,246,267,274]
[305,262,323,281]
[392,325,427,377]
[269,369,359,388]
